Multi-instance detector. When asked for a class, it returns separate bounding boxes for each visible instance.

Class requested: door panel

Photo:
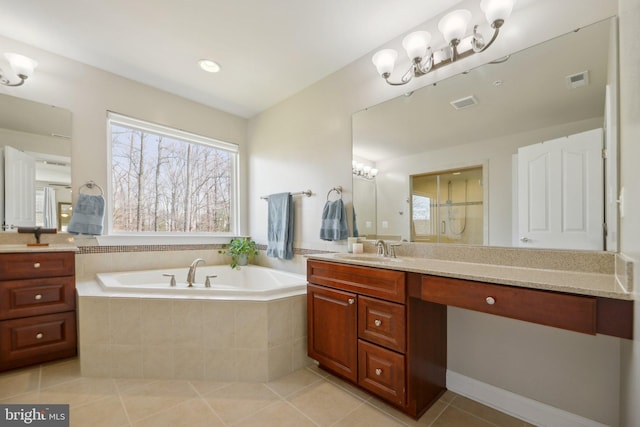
[4,146,36,229]
[518,128,603,249]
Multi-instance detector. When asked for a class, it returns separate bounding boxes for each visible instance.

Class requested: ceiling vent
[566,70,589,89]
[450,95,478,110]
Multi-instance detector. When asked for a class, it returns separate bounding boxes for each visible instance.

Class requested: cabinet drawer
[358,296,405,352]
[358,339,405,406]
[0,277,76,320]
[0,252,75,280]
[308,260,405,303]
[420,275,597,334]
[0,311,77,370]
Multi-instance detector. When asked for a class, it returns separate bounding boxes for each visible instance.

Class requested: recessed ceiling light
[198,59,221,73]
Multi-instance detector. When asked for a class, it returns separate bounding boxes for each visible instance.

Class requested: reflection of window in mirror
[58,202,72,232]
[411,166,483,244]
[411,194,432,238]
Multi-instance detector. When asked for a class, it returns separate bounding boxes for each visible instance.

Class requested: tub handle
[205,275,217,288]
[163,274,176,287]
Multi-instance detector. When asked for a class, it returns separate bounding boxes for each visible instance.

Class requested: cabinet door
[307,284,357,382]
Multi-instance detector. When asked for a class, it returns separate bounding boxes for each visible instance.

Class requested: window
[107,112,238,234]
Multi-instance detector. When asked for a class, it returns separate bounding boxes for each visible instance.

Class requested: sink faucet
[375,240,387,257]
[186,258,205,287]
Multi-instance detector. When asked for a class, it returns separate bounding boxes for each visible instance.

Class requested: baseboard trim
[446,370,609,427]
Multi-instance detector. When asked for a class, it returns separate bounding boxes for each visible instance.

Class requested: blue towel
[267,193,294,259]
[320,199,349,241]
[67,194,105,235]
[352,206,359,238]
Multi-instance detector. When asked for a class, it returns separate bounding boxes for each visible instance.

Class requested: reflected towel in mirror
[67,193,105,235]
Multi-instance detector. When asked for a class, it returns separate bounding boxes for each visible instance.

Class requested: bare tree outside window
[109,117,235,233]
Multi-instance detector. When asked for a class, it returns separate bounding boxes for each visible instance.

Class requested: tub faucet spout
[186,258,205,287]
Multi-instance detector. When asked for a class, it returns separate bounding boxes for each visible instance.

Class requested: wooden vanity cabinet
[0,251,77,371]
[307,260,446,418]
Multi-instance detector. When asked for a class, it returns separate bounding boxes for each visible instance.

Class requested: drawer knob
[34,294,43,300]
[375,368,383,376]
[486,296,496,305]
[348,298,355,305]
[33,262,41,268]
[374,319,382,327]
[36,333,44,340]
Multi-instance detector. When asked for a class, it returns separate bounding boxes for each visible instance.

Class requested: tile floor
[0,358,534,426]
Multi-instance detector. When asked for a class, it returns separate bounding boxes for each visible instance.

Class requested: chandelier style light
[0,53,38,87]
[372,0,515,86]
[352,161,378,180]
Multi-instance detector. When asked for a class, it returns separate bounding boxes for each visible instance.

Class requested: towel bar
[260,190,312,200]
[326,186,342,201]
[79,181,104,196]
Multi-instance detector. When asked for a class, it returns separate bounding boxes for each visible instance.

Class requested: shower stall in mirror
[411,166,484,244]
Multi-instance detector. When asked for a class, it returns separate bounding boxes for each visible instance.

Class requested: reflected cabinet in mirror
[0,93,72,231]
[352,18,618,251]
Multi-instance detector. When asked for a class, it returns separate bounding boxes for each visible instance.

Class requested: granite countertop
[0,244,78,253]
[306,253,632,301]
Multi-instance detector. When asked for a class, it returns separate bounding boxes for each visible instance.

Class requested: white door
[4,145,36,229]
[517,128,603,250]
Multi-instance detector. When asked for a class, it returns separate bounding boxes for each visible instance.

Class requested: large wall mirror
[0,93,72,231]
[352,17,618,251]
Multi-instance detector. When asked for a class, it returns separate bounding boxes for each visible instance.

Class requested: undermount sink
[334,253,404,263]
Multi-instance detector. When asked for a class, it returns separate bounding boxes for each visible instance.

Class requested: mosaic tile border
[77,244,221,255]
[76,243,332,256]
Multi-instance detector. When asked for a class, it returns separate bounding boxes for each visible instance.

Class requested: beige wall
[618,0,640,425]
[248,0,624,424]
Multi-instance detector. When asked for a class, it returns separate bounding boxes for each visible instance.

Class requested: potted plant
[219,237,258,269]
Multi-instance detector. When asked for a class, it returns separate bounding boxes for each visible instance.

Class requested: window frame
[105,112,239,237]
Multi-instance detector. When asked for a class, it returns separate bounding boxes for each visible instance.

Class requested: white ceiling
[0,0,464,118]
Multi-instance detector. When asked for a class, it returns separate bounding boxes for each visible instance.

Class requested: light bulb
[402,31,431,61]
[372,49,398,77]
[438,9,472,44]
[480,0,515,25]
[5,53,37,78]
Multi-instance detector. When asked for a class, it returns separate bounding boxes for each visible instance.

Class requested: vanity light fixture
[372,0,515,86]
[0,53,38,87]
[352,161,378,180]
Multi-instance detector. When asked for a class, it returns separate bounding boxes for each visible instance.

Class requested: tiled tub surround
[76,287,309,382]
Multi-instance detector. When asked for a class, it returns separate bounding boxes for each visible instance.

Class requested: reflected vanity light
[0,53,38,87]
[372,0,515,86]
[352,160,378,180]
